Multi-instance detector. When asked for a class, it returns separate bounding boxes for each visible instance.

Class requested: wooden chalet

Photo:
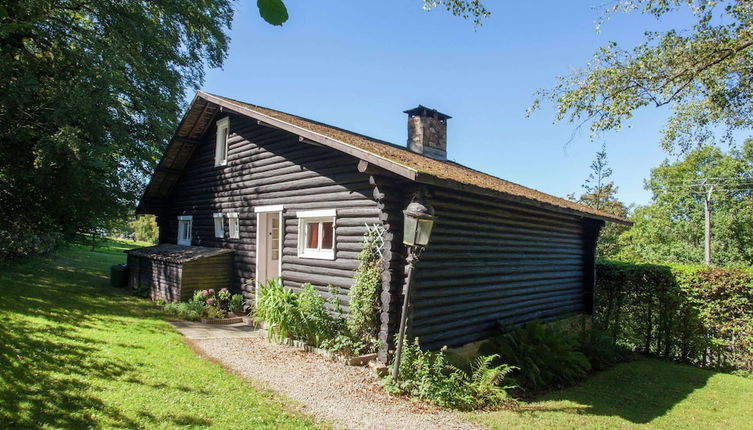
[135,91,630,362]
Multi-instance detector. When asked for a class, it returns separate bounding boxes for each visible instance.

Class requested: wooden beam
[298,136,325,147]
[184,101,212,138]
[156,165,183,175]
[357,160,405,180]
[173,136,203,146]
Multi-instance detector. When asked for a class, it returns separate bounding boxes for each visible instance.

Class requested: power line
[660,177,752,265]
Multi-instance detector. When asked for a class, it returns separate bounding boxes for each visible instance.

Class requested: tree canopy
[617,140,753,265]
[532,0,753,153]
[0,0,233,242]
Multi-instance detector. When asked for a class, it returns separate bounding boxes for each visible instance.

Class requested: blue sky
[201,1,701,207]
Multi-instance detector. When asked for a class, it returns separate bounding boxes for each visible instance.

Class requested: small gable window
[213,213,224,238]
[297,209,335,260]
[214,117,230,167]
[228,213,239,239]
[177,215,192,246]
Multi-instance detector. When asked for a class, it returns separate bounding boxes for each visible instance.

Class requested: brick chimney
[404,105,451,160]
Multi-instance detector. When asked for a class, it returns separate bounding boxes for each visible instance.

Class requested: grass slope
[470,359,753,430]
[0,240,323,429]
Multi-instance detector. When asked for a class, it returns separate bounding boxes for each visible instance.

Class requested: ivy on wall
[347,229,383,346]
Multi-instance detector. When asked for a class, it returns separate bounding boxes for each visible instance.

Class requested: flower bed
[160,288,247,322]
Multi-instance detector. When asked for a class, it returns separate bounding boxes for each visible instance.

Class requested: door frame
[254,205,284,304]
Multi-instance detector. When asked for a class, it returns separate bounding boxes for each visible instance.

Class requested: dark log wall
[372,177,414,363]
[155,113,381,306]
[181,253,235,300]
[126,254,182,303]
[410,188,592,349]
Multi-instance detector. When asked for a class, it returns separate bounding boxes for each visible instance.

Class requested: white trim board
[296,209,336,218]
[255,205,284,213]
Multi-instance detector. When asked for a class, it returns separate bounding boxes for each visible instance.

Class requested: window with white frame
[228,212,239,239]
[177,215,192,246]
[213,213,224,238]
[297,209,335,260]
[214,117,230,167]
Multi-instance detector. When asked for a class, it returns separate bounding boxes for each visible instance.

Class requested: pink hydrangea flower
[208,289,216,295]
[220,288,228,293]
[206,298,215,305]
[200,290,209,297]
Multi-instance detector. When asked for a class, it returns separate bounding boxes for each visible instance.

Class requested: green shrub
[256,278,302,342]
[256,278,348,349]
[217,288,231,302]
[596,262,753,372]
[0,229,63,262]
[228,294,245,314]
[384,337,516,410]
[205,304,225,319]
[319,334,371,356]
[346,229,382,352]
[480,320,591,391]
[183,296,206,317]
[162,300,204,320]
[159,291,229,321]
[297,283,342,347]
[579,328,626,371]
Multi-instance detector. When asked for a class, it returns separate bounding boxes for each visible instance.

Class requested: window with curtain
[296,210,335,259]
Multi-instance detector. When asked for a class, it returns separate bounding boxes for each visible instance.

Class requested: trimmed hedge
[0,230,63,262]
[595,261,753,372]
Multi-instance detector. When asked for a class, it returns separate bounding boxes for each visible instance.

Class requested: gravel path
[189,332,483,430]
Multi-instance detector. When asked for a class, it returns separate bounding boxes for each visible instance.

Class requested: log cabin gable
[147,107,389,312]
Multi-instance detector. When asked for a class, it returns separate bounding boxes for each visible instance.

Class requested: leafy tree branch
[531,0,753,153]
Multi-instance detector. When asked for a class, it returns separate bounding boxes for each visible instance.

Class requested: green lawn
[469,358,753,430]
[3,240,752,430]
[0,239,323,429]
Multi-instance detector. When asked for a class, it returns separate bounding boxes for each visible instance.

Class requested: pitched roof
[138,91,630,225]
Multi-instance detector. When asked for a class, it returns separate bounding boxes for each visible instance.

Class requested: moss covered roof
[207,93,629,225]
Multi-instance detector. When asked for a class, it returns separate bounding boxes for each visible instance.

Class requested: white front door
[265,212,281,279]
[255,207,283,297]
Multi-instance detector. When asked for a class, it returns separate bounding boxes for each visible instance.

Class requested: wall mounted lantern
[392,191,435,381]
[402,196,435,247]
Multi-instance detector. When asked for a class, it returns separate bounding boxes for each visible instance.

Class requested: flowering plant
[191,288,246,318]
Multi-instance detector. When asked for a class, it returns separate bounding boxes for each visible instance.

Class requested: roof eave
[414,172,632,225]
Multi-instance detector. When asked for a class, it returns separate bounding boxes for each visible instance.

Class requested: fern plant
[385,337,516,410]
[480,319,591,391]
[467,354,517,408]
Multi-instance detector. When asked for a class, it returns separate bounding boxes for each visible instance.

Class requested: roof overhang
[137,91,631,226]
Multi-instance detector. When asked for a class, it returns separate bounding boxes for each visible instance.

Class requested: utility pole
[674,176,752,265]
[703,182,714,265]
